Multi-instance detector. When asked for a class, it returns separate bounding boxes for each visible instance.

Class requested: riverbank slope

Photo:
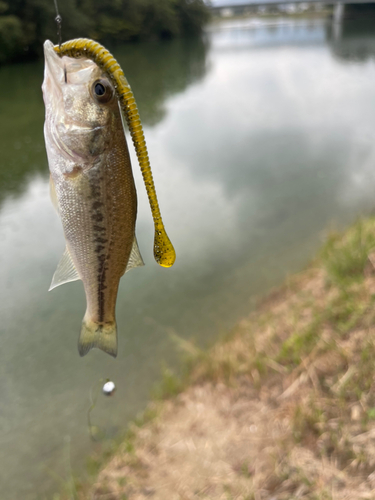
[71,217,375,499]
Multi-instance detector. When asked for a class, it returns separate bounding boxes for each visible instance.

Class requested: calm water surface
[2,17,375,499]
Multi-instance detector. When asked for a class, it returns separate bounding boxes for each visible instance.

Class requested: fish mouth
[42,40,99,104]
[42,41,106,163]
[43,40,64,82]
[42,41,64,107]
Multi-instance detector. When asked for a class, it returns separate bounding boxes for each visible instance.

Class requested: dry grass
[65,217,375,500]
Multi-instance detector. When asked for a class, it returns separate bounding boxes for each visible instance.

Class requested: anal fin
[49,246,80,291]
[124,236,145,275]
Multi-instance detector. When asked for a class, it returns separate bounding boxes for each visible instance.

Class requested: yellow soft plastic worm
[54,38,176,268]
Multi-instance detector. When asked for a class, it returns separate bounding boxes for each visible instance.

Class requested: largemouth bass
[42,40,174,358]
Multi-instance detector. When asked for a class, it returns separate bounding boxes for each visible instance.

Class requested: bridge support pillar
[333,2,344,40]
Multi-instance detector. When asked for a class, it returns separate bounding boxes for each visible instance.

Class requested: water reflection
[2,17,375,500]
[0,35,208,203]
[144,22,375,286]
[328,19,375,61]
[115,36,209,125]
[0,61,46,203]
[207,18,327,48]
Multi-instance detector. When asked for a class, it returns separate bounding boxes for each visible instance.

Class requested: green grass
[277,317,323,368]
[320,218,375,286]
[152,366,186,400]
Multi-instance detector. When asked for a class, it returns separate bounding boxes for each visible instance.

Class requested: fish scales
[54,115,136,325]
[43,40,140,357]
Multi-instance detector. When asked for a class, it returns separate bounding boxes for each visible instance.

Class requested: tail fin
[78,317,117,358]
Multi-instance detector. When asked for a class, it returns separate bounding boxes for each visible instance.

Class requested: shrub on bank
[1,0,210,64]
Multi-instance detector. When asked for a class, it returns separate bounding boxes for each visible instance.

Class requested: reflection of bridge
[210,0,375,21]
[210,1,375,39]
[210,0,375,7]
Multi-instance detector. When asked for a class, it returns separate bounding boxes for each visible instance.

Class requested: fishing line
[63,435,78,499]
[52,0,67,81]
[87,378,116,441]
[53,0,62,49]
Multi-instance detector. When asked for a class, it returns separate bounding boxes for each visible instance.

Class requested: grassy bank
[59,217,375,499]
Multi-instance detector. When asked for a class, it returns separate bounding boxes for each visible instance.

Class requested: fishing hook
[53,0,62,49]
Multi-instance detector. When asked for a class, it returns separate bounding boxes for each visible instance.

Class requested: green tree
[0,15,24,62]
[0,0,210,63]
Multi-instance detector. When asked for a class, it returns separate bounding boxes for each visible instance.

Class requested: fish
[42,40,145,358]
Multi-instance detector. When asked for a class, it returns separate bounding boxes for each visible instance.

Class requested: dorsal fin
[49,247,80,291]
[124,236,144,275]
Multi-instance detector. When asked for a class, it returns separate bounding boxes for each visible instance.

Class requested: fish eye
[92,79,114,104]
[95,82,105,95]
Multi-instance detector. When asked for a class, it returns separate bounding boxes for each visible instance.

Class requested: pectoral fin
[49,247,80,291]
[124,236,145,275]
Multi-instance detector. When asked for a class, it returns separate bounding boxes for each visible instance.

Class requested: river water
[2,16,375,499]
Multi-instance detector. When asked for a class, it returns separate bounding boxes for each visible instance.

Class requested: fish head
[42,40,119,171]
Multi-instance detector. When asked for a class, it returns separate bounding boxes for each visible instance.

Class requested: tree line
[0,0,210,64]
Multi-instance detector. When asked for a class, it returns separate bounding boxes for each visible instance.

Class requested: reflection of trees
[0,35,209,202]
[327,18,375,62]
[0,61,46,204]
[114,35,209,126]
